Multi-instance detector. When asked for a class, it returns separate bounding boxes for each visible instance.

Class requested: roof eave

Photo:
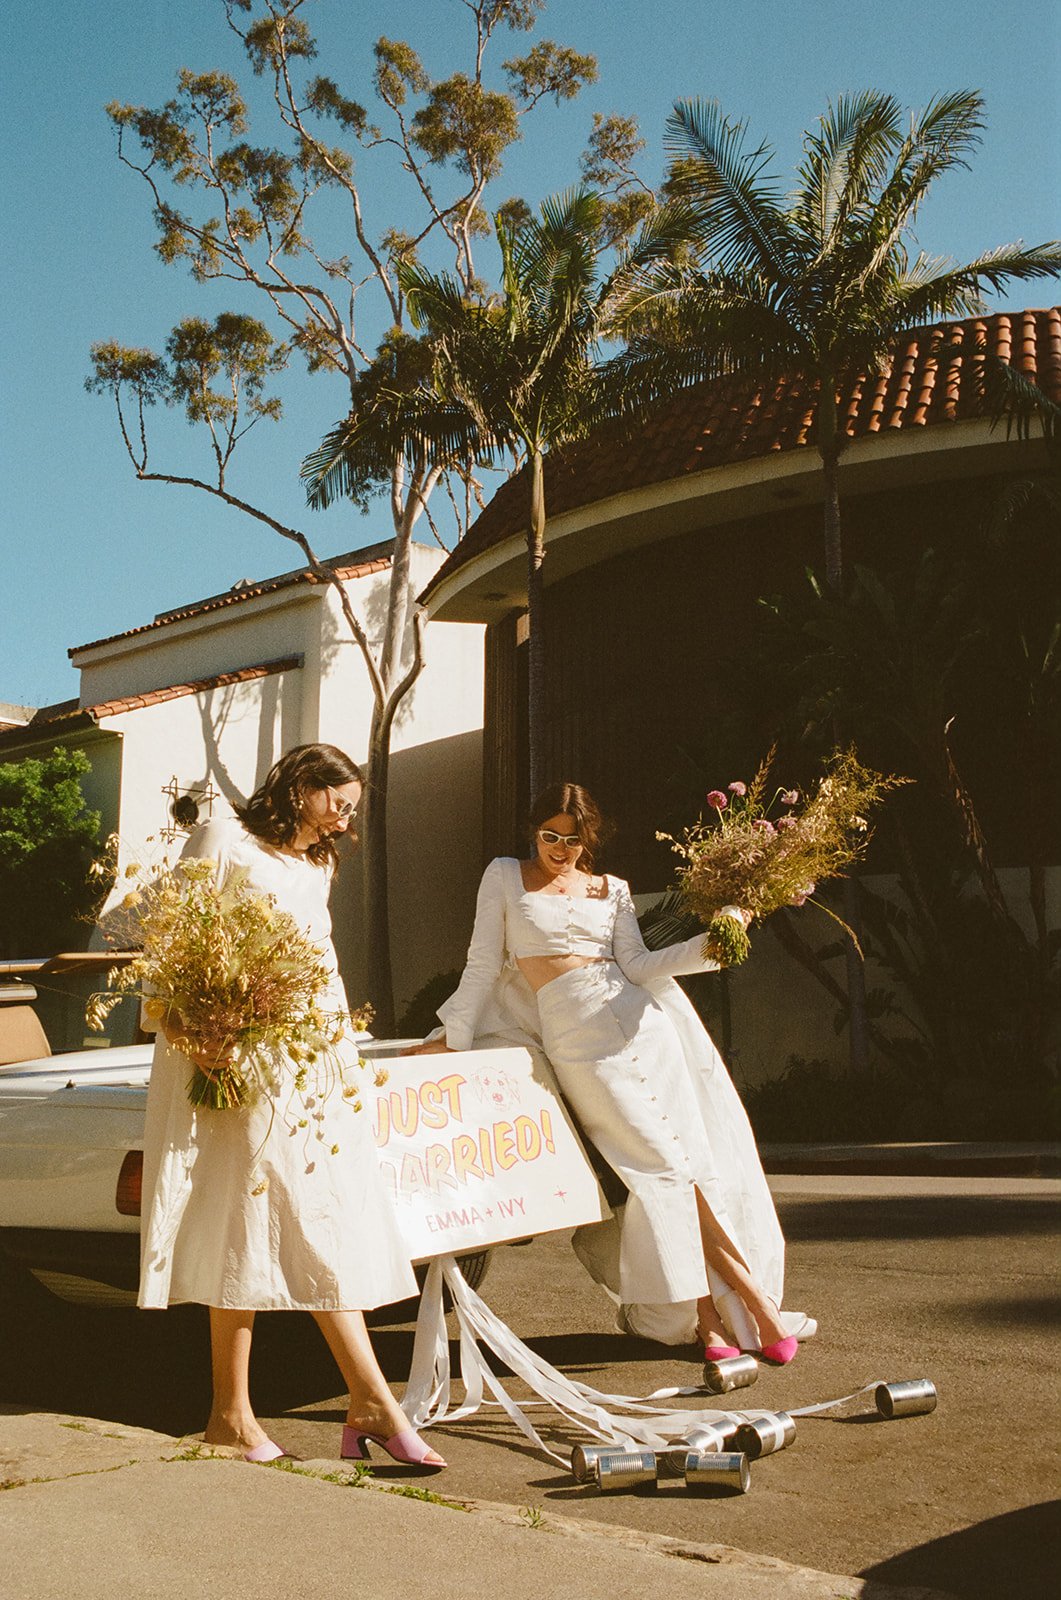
[421,417,1030,624]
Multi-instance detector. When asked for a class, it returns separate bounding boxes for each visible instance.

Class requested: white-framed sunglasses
[328,789,359,820]
[538,828,581,848]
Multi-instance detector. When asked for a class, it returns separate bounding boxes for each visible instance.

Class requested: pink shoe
[243,1439,287,1463]
[341,1424,447,1470]
[757,1336,799,1366]
[704,1345,742,1361]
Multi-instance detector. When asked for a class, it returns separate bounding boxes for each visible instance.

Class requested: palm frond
[664,98,792,283]
[301,389,492,511]
[891,243,1061,331]
[794,91,902,254]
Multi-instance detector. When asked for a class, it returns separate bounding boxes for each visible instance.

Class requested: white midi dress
[138,818,417,1312]
[438,857,814,1349]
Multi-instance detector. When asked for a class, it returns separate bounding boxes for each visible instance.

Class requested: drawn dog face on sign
[471,1067,521,1113]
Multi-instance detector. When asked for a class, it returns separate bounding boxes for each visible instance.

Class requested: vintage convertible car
[0,957,489,1311]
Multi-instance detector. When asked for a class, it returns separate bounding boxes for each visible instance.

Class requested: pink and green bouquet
[658,747,908,965]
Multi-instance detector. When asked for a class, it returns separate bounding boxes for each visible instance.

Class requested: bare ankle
[204,1407,266,1449]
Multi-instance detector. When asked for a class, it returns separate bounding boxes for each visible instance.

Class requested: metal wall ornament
[159,777,219,843]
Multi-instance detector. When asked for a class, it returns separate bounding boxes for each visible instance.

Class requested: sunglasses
[538,828,581,848]
[328,790,359,820]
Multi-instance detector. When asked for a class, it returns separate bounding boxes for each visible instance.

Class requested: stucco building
[418,308,1060,1088]
[1,539,485,1040]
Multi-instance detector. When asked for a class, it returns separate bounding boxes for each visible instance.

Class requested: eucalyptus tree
[87,0,618,1029]
[303,188,688,798]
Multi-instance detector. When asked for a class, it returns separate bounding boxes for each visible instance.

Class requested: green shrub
[0,748,110,958]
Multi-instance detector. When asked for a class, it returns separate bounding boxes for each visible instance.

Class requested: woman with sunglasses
[414,781,813,1366]
[139,743,444,1468]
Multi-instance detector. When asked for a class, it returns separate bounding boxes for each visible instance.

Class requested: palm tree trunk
[818,398,844,596]
[526,448,547,801]
[818,390,871,1074]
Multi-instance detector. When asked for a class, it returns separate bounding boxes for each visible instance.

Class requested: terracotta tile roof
[88,655,303,720]
[423,307,1061,597]
[70,539,397,657]
[0,659,301,750]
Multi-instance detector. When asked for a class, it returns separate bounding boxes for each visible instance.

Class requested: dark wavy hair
[528,782,614,874]
[235,743,364,869]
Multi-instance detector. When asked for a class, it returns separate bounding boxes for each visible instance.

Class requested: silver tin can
[571,1442,625,1483]
[659,1421,731,1477]
[702,1354,760,1394]
[875,1380,937,1419]
[684,1450,752,1494]
[732,1412,796,1459]
[594,1449,658,1492]
[684,1421,733,1452]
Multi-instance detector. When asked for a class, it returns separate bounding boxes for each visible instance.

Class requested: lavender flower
[781,790,799,806]
[751,818,776,835]
[728,781,747,796]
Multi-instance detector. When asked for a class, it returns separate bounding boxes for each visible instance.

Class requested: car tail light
[116,1150,143,1216]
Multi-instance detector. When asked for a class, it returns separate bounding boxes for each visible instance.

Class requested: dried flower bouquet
[659,748,907,965]
[87,854,374,1112]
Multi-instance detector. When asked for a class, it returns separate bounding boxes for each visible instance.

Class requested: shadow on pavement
[861,1499,1061,1600]
[955,1293,1061,1331]
[779,1196,1058,1243]
[1,1271,670,1440]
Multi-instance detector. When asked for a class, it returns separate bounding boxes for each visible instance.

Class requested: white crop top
[440,856,724,1052]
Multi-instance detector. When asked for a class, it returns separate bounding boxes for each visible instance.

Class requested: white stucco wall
[317,545,485,1020]
[96,664,303,874]
[79,543,484,1029]
[74,589,326,709]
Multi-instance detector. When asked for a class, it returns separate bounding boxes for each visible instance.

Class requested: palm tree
[304,188,686,800]
[624,90,1061,592]
[618,90,1061,1072]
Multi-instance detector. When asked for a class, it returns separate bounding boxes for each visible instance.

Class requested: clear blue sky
[2,0,1058,708]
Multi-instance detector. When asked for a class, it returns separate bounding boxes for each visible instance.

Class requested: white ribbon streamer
[402,1256,868,1465]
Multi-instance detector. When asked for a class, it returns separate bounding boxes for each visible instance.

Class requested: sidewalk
[0,1408,954,1600]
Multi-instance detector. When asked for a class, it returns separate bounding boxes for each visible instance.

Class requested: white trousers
[536,962,728,1306]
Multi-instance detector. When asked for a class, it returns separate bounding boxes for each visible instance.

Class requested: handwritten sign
[366,1046,608,1259]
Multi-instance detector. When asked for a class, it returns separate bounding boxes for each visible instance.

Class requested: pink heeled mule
[757,1336,799,1366]
[243,1438,287,1463]
[341,1424,447,1470]
[703,1344,742,1361]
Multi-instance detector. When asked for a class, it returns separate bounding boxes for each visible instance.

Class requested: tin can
[659,1421,732,1477]
[571,1442,624,1484]
[701,1354,759,1394]
[732,1412,796,1459]
[684,1450,752,1494]
[875,1380,937,1419]
[685,1421,734,1452]
[594,1449,658,1492]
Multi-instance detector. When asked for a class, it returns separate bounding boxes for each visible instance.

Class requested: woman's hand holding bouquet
[660,748,907,966]
[88,854,373,1112]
